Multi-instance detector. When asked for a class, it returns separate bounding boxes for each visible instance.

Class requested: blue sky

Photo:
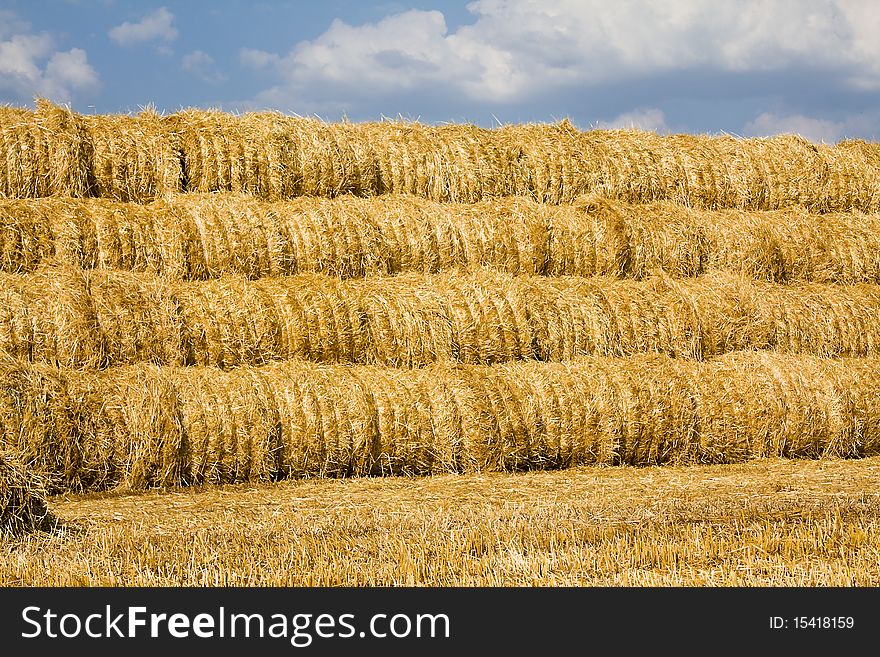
[1,0,879,142]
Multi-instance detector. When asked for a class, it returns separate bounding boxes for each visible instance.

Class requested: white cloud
[239,48,280,70]
[743,111,878,144]
[246,1,880,113]
[599,108,670,133]
[108,7,177,46]
[0,14,99,102]
[182,50,227,84]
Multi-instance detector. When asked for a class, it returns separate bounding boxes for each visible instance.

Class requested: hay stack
[0,450,52,537]
[0,100,91,199]
[83,108,182,202]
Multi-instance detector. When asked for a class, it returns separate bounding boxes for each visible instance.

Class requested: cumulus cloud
[598,108,670,133]
[182,50,227,84]
[245,0,880,114]
[0,13,99,102]
[743,111,878,144]
[108,7,177,46]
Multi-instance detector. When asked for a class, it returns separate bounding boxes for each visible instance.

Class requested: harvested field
[4,194,880,284]
[5,458,880,586]
[0,352,877,492]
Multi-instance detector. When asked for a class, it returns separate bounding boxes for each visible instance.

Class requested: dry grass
[3,457,879,585]
[1,352,878,492]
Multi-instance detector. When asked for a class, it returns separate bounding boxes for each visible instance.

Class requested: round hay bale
[87,269,183,366]
[350,366,440,475]
[174,276,280,368]
[0,359,80,491]
[418,363,499,472]
[356,275,455,367]
[658,133,736,209]
[83,108,182,202]
[497,120,594,202]
[448,196,550,275]
[173,366,282,485]
[520,277,615,361]
[0,450,52,537]
[270,195,388,278]
[441,271,534,364]
[19,264,103,367]
[255,274,363,364]
[0,200,55,273]
[0,101,91,198]
[89,365,186,490]
[819,140,880,213]
[547,196,631,277]
[168,193,280,279]
[266,363,379,478]
[622,200,710,278]
[586,129,668,204]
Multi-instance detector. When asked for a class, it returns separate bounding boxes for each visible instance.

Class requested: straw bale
[620,200,710,278]
[823,357,880,457]
[85,365,186,489]
[442,271,534,364]
[357,276,455,367]
[0,359,80,490]
[270,195,388,277]
[83,108,182,201]
[0,199,55,273]
[547,196,631,277]
[819,140,880,213]
[361,120,442,198]
[498,119,595,202]
[168,193,281,279]
[13,264,102,367]
[658,133,736,209]
[266,363,379,478]
[554,275,703,359]
[175,276,280,368]
[173,366,282,485]
[759,281,880,357]
[431,123,511,202]
[255,275,363,364]
[0,100,91,198]
[693,352,846,462]
[349,367,441,475]
[87,269,183,366]
[0,450,52,536]
[444,196,550,275]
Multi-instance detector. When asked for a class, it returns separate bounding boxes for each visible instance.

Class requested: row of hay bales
[2,102,879,210]
[1,351,877,492]
[2,267,880,369]
[3,194,880,284]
